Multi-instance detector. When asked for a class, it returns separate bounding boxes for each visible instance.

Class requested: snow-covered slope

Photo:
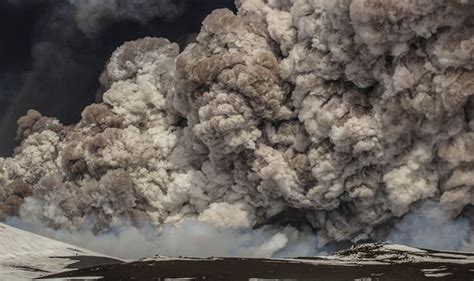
[2,221,473,281]
[0,223,123,280]
[43,243,474,280]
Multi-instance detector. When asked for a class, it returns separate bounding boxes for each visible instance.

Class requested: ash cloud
[1,0,474,256]
[0,0,235,156]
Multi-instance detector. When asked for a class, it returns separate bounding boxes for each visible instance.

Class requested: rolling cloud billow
[0,0,234,156]
[1,0,473,258]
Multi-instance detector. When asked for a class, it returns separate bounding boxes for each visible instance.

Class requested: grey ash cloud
[0,0,473,258]
[0,0,235,156]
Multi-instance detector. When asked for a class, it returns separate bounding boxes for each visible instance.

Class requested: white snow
[423,272,453,278]
[0,223,121,280]
[293,243,474,266]
[383,244,427,253]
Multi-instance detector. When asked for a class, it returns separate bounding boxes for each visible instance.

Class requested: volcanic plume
[1,0,473,257]
[0,0,235,156]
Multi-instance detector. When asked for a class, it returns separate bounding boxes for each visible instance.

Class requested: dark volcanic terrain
[39,244,474,281]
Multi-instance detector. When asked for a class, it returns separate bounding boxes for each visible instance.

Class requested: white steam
[7,215,318,259]
[387,201,472,251]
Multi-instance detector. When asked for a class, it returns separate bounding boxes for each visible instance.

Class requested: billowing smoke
[0,0,235,156]
[1,0,473,258]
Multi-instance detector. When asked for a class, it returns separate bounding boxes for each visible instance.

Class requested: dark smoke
[0,0,236,156]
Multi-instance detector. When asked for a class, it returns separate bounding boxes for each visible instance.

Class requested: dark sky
[0,0,236,156]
